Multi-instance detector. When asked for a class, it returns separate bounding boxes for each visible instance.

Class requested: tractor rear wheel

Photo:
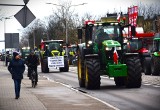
[151,56,160,76]
[85,59,100,90]
[125,57,142,88]
[77,52,85,87]
[143,57,151,75]
[114,77,125,86]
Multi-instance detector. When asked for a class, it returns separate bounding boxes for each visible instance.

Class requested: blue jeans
[14,79,22,97]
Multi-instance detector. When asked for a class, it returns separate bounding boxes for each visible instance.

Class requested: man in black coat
[25,50,39,85]
[8,52,25,99]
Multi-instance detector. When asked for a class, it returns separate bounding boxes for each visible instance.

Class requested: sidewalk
[0,61,116,110]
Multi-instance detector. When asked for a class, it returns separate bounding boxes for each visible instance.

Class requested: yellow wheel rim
[78,53,82,79]
[85,66,88,82]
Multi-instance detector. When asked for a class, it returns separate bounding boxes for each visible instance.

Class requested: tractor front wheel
[85,59,100,90]
[151,56,160,76]
[59,58,69,72]
[143,57,151,75]
[125,57,142,88]
[77,52,85,87]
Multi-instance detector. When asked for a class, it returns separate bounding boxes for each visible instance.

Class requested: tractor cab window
[154,40,160,51]
[129,39,142,51]
[93,25,120,43]
[158,41,160,51]
[48,43,61,51]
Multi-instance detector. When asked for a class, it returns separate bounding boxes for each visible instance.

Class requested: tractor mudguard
[77,44,85,60]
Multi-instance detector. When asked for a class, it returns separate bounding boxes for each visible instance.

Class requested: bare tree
[138,2,160,19]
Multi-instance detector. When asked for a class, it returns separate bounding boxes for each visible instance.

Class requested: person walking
[25,50,39,85]
[8,52,25,99]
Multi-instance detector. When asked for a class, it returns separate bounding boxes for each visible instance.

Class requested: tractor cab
[21,47,31,60]
[40,40,64,57]
[152,33,160,54]
[93,24,120,45]
[39,40,69,73]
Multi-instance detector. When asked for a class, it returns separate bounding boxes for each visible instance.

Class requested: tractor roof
[42,40,64,43]
[154,33,160,40]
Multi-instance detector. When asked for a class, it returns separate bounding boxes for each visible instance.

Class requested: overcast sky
[0,0,160,51]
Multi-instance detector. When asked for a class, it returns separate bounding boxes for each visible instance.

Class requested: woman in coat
[8,52,25,99]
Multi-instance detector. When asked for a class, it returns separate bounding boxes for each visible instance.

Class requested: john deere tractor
[77,19,142,89]
[39,40,69,73]
[150,33,160,75]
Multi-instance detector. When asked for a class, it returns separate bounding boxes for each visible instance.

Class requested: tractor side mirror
[131,26,136,36]
[78,29,82,39]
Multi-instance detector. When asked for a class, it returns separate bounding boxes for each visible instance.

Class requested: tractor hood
[102,40,121,47]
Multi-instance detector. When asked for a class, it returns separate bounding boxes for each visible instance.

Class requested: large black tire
[59,58,69,72]
[143,57,151,75]
[151,56,160,76]
[114,77,125,87]
[85,59,100,90]
[125,57,142,88]
[77,52,85,87]
[41,60,44,73]
[42,59,49,73]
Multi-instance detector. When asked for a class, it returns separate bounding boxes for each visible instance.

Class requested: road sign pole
[23,0,29,27]
[24,5,27,28]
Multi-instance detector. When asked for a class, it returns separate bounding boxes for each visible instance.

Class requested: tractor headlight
[116,47,121,50]
[123,39,128,43]
[87,41,93,47]
[105,47,112,51]
[88,41,92,44]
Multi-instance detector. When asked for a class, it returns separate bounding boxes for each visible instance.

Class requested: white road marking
[42,75,119,110]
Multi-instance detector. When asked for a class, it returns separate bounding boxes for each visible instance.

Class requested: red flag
[113,47,118,64]
[117,13,121,22]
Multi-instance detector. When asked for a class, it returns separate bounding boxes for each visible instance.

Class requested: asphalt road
[38,66,160,110]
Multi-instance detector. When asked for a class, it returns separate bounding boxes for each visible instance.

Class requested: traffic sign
[5,33,19,48]
[14,6,36,28]
[23,0,29,4]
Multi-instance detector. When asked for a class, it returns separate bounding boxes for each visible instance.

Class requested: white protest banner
[48,56,64,68]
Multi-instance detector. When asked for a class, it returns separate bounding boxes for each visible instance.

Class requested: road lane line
[42,75,120,110]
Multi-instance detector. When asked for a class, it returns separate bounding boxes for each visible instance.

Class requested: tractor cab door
[153,40,160,52]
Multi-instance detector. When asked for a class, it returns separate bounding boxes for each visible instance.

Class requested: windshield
[129,39,143,50]
[22,49,30,52]
[93,25,120,42]
[48,42,61,51]
[155,40,160,51]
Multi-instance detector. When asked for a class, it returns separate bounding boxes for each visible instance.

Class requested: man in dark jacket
[8,52,25,99]
[25,50,39,85]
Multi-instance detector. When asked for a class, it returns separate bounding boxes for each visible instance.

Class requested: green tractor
[21,47,31,60]
[150,33,160,75]
[39,40,69,73]
[77,20,142,89]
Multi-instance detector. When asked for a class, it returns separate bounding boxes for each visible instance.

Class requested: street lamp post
[46,2,87,56]
[3,17,11,66]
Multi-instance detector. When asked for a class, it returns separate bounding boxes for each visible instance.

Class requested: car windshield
[93,25,120,42]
